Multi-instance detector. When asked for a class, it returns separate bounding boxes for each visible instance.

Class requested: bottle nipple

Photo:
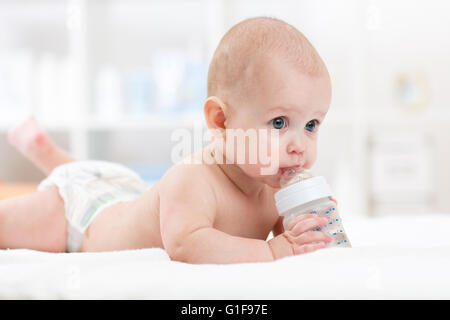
[280,167,313,188]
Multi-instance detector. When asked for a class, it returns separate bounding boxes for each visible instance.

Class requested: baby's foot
[7,117,52,158]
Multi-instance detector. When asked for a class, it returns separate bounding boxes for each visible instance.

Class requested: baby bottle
[274,168,351,248]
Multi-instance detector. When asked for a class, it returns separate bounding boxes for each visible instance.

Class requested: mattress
[1,213,450,299]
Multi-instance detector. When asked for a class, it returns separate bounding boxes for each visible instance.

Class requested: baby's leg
[8,117,76,176]
[0,187,67,252]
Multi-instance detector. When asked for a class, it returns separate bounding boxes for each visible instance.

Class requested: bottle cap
[275,175,332,216]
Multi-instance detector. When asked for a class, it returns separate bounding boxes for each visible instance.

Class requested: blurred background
[0,0,449,218]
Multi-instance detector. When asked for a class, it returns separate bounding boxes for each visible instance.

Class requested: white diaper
[38,161,149,253]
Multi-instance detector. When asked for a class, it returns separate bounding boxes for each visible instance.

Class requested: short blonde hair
[207,17,327,101]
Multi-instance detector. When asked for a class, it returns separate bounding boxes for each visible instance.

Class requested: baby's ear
[203,96,227,130]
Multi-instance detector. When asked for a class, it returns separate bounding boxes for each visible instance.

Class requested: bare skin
[7,117,75,175]
[0,186,67,252]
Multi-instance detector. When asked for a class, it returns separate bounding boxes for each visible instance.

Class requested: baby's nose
[287,144,303,154]
[286,134,306,154]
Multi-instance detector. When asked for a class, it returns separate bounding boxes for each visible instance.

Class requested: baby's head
[204,17,332,188]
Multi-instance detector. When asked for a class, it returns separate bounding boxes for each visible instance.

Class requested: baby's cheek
[238,163,262,177]
[304,144,317,168]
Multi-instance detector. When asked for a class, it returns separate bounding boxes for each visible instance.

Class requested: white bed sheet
[1,214,450,299]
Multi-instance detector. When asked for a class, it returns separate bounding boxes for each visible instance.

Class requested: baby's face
[224,57,332,188]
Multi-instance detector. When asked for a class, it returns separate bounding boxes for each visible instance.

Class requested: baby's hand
[268,213,331,259]
[285,214,332,254]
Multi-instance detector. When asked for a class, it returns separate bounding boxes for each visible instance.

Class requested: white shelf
[85,114,205,130]
[0,0,218,160]
[366,108,450,126]
[323,106,450,127]
[0,114,205,132]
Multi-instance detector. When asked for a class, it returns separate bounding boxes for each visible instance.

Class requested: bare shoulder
[159,161,215,190]
[157,161,218,209]
[156,161,221,239]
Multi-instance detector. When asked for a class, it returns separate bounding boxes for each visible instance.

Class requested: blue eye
[305,120,318,132]
[270,117,287,129]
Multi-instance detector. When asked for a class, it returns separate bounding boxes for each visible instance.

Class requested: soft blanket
[1,214,449,299]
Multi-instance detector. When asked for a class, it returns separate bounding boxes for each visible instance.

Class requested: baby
[0,17,334,263]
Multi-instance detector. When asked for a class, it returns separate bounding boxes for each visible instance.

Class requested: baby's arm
[159,166,273,264]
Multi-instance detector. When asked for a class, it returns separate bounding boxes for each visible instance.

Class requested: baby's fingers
[286,213,318,231]
[293,242,326,255]
[296,231,332,246]
[288,216,328,236]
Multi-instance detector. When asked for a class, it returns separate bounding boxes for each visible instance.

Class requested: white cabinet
[0,0,213,156]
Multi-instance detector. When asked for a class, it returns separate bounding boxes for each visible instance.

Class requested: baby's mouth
[279,164,301,175]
